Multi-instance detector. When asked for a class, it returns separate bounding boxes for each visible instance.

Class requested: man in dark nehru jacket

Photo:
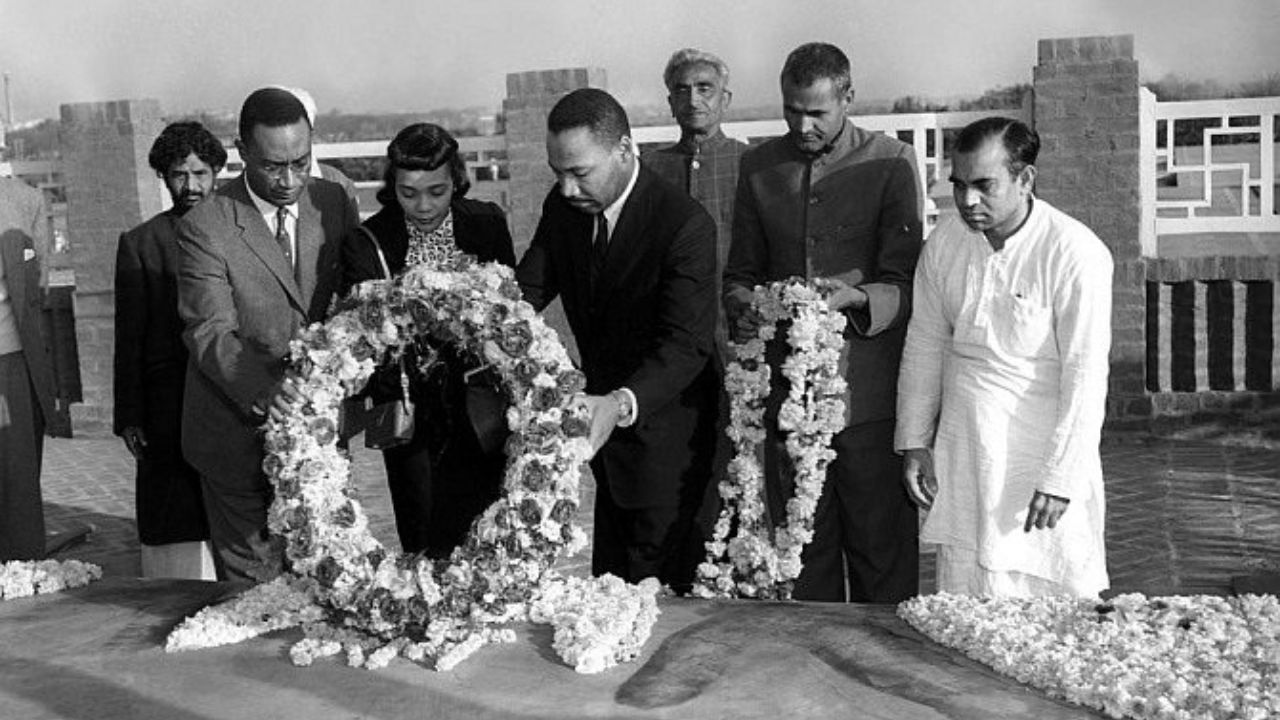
[725,42,924,603]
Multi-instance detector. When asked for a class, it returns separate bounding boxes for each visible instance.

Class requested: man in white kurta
[895,117,1112,598]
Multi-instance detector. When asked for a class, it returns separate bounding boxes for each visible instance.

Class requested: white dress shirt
[600,159,642,426]
[244,177,298,270]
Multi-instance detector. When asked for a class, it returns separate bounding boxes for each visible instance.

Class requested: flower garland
[900,592,1280,720]
[694,280,847,600]
[0,559,101,600]
[166,260,661,672]
[529,575,661,674]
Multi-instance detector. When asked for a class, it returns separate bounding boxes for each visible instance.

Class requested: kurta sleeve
[894,234,950,451]
[112,232,147,434]
[1037,236,1113,499]
[847,149,922,337]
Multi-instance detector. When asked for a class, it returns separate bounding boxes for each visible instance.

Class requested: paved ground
[35,418,1280,597]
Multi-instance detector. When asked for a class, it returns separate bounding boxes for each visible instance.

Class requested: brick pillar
[59,99,164,428]
[502,67,606,255]
[1033,35,1148,419]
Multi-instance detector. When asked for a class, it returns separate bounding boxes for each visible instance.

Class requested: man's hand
[120,426,147,459]
[574,393,624,458]
[814,277,868,312]
[724,291,765,343]
[1024,490,1070,532]
[902,447,937,509]
[729,306,765,343]
[262,375,306,425]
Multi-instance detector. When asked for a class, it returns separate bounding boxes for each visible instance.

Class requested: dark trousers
[769,419,919,602]
[694,386,733,540]
[0,350,46,561]
[381,391,504,558]
[199,472,282,584]
[590,467,707,594]
[382,440,503,559]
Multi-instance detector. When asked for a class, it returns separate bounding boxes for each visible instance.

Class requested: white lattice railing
[219,134,509,187]
[633,108,1029,233]
[1144,92,1280,237]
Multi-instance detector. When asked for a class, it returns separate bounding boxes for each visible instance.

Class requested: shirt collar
[807,117,850,159]
[1002,194,1038,249]
[243,175,299,220]
[601,158,641,235]
[675,128,730,156]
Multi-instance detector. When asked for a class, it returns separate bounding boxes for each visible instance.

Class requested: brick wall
[59,99,164,429]
[1032,35,1150,420]
[501,68,607,363]
[502,67,606,255]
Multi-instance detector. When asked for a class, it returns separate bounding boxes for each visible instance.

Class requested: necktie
[275,206,293,269]
[591,213,608,282]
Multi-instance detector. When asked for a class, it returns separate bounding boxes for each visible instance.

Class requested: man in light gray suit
[0,176,56,561]
[177,88,358,582]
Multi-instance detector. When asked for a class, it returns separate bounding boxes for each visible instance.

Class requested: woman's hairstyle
[377,123,470,206]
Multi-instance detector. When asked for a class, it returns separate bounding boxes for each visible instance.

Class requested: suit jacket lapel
[295,187,321,304]
[228,179,304,312]
[592,171,650,304]
[571,207,595,306]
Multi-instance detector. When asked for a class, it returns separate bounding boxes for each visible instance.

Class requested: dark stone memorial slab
[0,579,1103,719]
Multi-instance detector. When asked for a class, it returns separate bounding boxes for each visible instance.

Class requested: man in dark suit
[177,88,358,582]
[114,121,226,579]
[725,43,923,603]
[0,176,56,561]
[517,88,719,592]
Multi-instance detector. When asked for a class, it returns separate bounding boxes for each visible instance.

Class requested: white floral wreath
[900,592,1280,719]
[167,260,660,673]
[694,280,847,600]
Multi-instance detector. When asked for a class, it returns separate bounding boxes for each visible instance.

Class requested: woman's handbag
[364,361,415,450]
[356,226,416,450]
[463,365,510,455]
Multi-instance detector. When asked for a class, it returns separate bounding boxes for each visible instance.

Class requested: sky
[1,0,1277,124]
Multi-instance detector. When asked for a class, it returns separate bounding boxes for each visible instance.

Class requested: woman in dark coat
[340,123,515,558]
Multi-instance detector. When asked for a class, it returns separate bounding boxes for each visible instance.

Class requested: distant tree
[891,95,949,114]
[1145,74,1230,101]
[957,83,1031,111]
[3,119,59,159]
[1238,73,1280,98]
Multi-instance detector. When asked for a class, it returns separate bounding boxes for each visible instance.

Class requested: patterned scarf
[404,211,466,270]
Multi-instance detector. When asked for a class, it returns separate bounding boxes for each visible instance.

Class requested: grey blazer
[176,176,357,488]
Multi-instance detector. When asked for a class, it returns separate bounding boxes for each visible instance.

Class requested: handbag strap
[357,225,409,403]
[399,360,411,405]
[358,225,392,280]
